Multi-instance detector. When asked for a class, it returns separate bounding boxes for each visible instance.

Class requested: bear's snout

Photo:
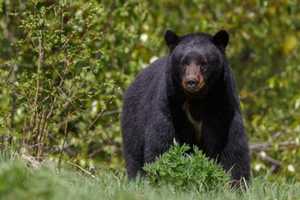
[182,63,205,93]
[183,77,205,93]
[186,79,198,88]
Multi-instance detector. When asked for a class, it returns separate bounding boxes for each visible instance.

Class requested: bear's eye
[200,58,208,66]
[200,66,207,72]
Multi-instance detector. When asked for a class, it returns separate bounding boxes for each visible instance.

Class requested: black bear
[121,30,250,182]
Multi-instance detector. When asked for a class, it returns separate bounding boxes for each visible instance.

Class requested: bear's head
[165,30,229,98]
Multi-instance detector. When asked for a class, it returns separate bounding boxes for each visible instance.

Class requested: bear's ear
[212,30,229,51]
[164,30,179,51]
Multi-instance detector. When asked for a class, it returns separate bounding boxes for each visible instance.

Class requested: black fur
[121,30,250,181]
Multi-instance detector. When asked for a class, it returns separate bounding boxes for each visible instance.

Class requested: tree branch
[250,140,300,152]
[256,151,282,173]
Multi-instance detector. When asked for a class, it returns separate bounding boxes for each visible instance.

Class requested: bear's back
[121,57,168,131]
[123,57,167,106]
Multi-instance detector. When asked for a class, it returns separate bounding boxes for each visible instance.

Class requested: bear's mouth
[182,80,206,94]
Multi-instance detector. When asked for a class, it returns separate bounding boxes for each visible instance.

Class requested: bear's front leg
[144,114,175,164]
[219,113,251,185]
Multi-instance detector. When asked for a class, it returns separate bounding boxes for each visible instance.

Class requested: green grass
[0,153,299,200]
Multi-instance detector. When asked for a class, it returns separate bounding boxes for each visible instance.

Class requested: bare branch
[256,151,282,173]
[250,140,300,152]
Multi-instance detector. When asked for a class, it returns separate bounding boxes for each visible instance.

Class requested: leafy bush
[0,0,147,167]
[143,143,230,191]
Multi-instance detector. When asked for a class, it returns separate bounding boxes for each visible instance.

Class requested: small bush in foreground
[143,143,230,190]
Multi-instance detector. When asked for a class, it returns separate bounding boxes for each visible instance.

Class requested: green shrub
[143,143,230,191]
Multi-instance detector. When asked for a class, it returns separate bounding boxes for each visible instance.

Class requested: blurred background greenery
[0,0,299,181]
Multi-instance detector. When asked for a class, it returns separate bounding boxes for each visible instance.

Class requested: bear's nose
[186,79,199,88]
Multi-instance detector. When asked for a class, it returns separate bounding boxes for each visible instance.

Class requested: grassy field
[0,153,299,200]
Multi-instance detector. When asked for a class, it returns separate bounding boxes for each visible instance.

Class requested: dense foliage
[143,143,230,190]
[0,0,299,180]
